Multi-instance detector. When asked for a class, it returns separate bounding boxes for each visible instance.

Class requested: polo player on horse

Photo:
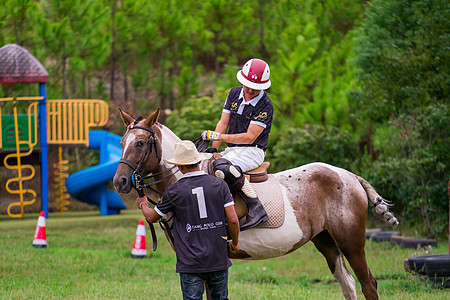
[202,58,273,231]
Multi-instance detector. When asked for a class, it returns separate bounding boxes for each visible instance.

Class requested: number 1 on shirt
[192,187,207,218]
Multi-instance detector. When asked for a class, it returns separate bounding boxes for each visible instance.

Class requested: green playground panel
[1,114,36,150]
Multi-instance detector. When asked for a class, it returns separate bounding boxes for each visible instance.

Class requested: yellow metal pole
[13,101,24,218]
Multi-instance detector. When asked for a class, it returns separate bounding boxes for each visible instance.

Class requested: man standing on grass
[136,140,240,300]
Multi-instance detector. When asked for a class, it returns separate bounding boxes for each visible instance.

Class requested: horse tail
[356,176,399,228]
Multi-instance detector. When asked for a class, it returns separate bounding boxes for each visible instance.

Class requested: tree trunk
[122,46,128,104]
[62,55,67,99]
[159,56,166,110]
[214,30,220,79]
[169,68,174,110]
[110,0,117,101]
[259,0,269,58]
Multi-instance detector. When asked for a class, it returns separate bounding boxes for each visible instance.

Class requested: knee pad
[212,158,244,192]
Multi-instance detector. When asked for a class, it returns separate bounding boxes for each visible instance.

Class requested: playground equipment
[0,44,125,218]
[1,98,39,218]
[53,147,70,215]
[65,130,125,215]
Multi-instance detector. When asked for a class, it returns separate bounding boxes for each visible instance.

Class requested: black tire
[390,235,403,246]
[365,228,381,239]
[424,255,450,276]
[399,237,437,249]
[426,276,450,288]
[406,255,449,275]
[370,231,401,242]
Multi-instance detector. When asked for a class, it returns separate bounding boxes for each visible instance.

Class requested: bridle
[119,119,178,196]
[119,118,177,251]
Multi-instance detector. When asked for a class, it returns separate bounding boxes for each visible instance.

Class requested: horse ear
[118,108,134,126]
[144,107,161,127]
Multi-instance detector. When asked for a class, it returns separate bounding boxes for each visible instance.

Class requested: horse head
[113,108,164,194]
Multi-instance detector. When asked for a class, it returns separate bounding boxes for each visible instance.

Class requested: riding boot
[212,158,268,231]
[238,177,269,230]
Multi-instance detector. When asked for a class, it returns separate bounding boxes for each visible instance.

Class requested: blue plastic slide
[66,130,126,215]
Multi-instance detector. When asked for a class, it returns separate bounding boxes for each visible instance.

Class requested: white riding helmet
[236,58,271,90]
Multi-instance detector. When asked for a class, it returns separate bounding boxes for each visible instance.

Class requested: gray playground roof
[0,44,49,84]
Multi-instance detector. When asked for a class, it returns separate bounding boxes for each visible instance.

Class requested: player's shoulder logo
[254,111,268,120]
[230,102,238,111]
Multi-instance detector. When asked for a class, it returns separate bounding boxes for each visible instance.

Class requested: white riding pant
[220,146,265,172]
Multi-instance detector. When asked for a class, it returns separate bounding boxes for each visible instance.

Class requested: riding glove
[202,130,220,141]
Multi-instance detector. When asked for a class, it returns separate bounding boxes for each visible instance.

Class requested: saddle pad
[234,174,285,229]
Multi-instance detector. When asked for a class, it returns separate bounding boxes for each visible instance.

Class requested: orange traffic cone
[33,211,47,248]
[131,220,147,258]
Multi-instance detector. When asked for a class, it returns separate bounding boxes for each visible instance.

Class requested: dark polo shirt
[223,86,273,150]
[155,171,234,273]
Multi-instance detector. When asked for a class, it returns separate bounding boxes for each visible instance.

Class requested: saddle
[204,155,284,229]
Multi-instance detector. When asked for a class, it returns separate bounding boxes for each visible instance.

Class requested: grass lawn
[1,209,448,299]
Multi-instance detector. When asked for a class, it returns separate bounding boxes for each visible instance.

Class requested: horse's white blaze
[238,182,303,259]
[333,255,357,300]
[123,131,137,158]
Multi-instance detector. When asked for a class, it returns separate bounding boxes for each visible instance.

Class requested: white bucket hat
[163,140,212,165]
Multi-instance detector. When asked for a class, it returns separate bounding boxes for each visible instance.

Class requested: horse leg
[336,239,378,300]
[312,230,357,300]
[329,209,378,300]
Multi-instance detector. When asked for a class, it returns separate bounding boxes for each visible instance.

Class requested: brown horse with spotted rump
[113,108,399,300]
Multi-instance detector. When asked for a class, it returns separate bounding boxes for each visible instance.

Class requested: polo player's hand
[136,196,148,210]
[202,130,220,141]
[229,240,240,253]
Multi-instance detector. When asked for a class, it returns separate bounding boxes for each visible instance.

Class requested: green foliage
[268,0,363,124]
[196,0,259,73]
[353,0,449,120]
[360,103,449,236]
[271,124,359,171]
[36,0,110,99]
[266,0,363,157]
[352,0,449,237]
[165,92,225,141]
[0,0,41,47]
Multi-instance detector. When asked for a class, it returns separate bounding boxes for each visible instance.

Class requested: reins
[193,136,210,153]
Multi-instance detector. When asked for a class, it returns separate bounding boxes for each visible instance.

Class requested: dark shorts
[179,269,229,300]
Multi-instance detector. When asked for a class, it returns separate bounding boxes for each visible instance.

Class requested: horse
[113,108,399,300]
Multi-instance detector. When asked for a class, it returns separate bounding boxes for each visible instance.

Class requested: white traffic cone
[33,211,47,248]
[131,220,147,258]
